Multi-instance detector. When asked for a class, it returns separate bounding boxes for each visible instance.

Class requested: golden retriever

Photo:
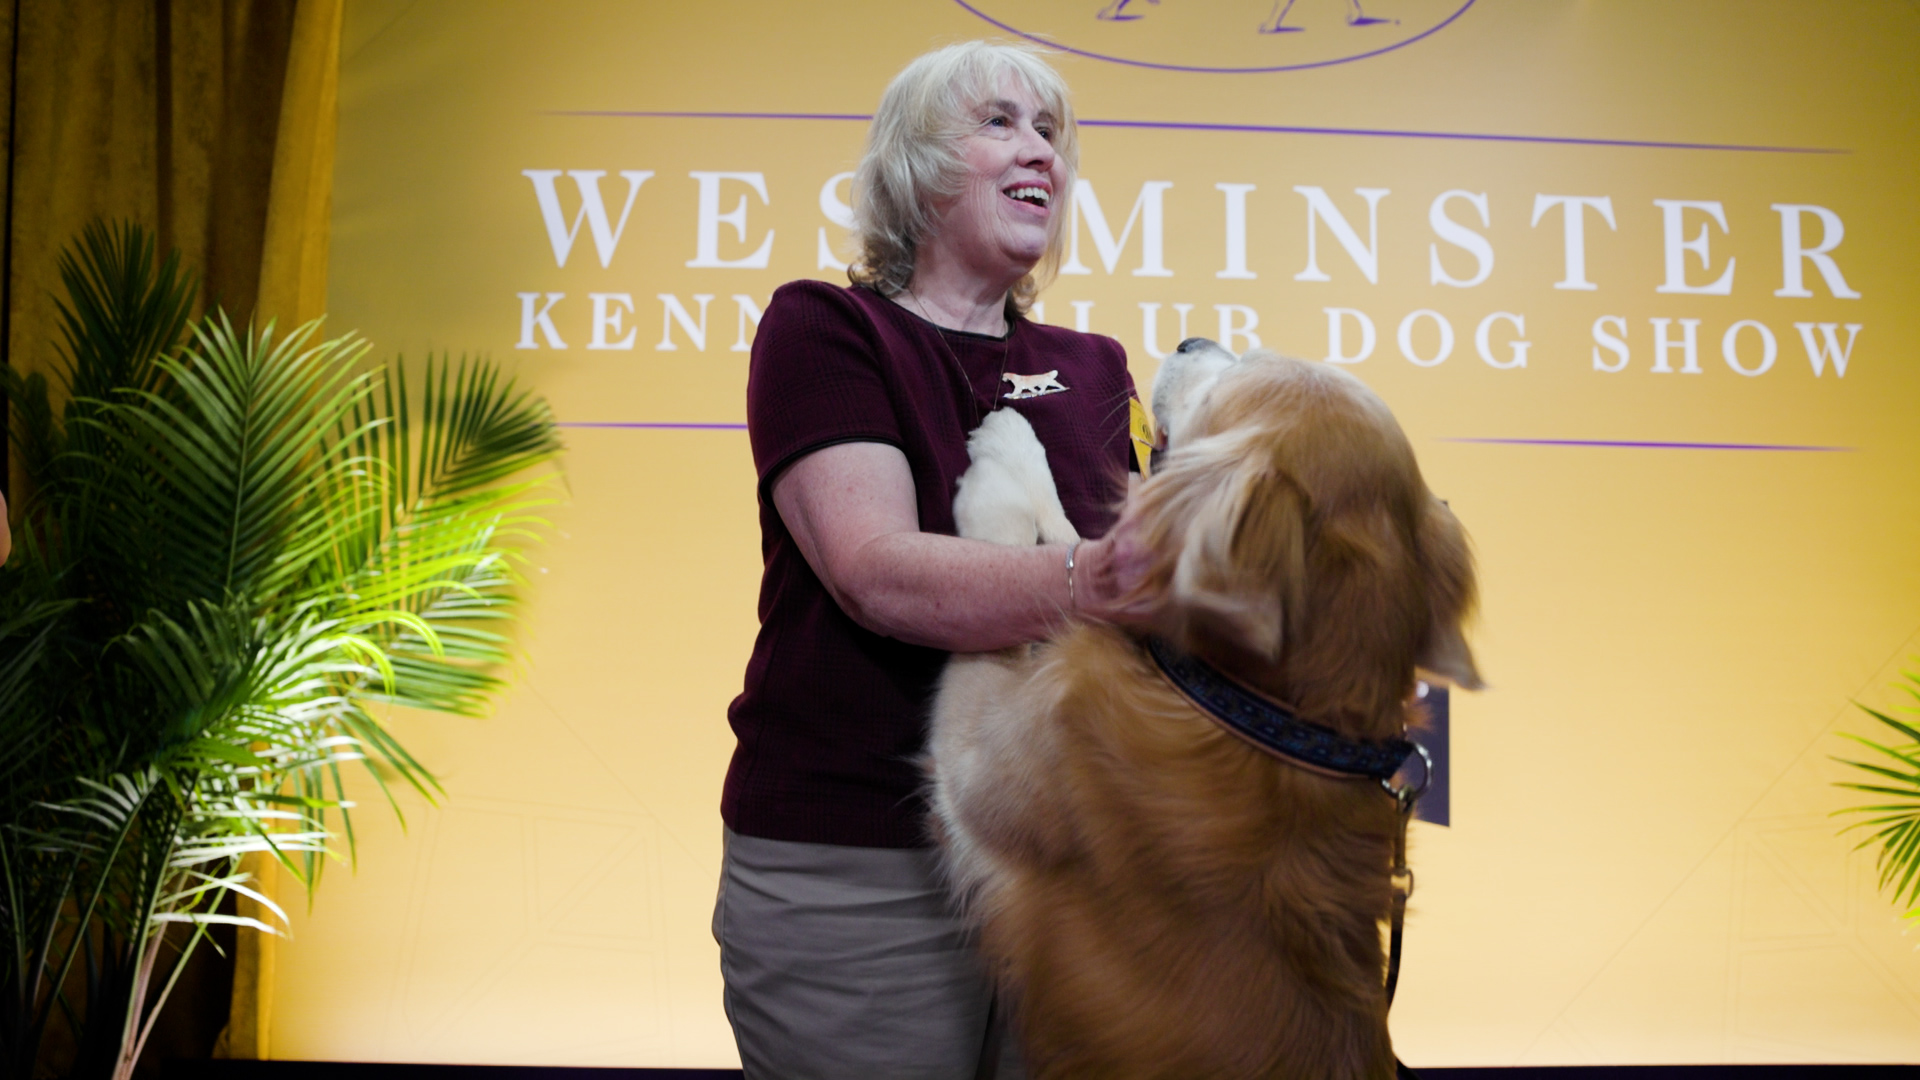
[928,339,1481,1079]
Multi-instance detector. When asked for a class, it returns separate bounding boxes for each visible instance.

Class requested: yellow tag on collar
[1128,396,1157,478]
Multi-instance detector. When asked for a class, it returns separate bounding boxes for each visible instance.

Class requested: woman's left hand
[1070,505,1154,628]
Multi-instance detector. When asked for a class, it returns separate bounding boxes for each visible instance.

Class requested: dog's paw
[953,411,1080,547]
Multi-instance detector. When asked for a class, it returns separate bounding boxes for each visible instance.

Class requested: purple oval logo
[952,0,1476,74]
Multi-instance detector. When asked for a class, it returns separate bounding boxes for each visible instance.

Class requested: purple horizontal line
[557,421,746,430]
[545,110,1844,155]
[1443,437,1853,452]
[1078,119,1843,155]
[549,110,871,122]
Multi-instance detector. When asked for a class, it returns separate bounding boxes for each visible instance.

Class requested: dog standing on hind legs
[928,339,1482,1079]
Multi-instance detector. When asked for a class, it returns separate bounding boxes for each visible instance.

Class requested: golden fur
[928,345,1481,1080]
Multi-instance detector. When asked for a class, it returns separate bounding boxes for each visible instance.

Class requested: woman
[715,42,1143,1078]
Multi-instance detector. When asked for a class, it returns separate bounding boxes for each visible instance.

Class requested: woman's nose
[1020,125,1055,168]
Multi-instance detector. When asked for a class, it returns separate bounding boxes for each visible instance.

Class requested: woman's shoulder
[749,279,926,391]
[767,278,888,320]
[756,280,885,349]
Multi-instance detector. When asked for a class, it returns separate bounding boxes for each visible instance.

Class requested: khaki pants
[714,828,1024,1080]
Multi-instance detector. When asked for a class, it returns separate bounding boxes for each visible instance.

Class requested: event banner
[275,0,1920,1068]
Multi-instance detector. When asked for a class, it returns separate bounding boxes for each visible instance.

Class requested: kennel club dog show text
[508,172,1862,383]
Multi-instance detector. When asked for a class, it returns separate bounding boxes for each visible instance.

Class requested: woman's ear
[1415,496,1483,690]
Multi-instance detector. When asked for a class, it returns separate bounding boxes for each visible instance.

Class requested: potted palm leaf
[1835,666,1920,919]
[0,221,561,1079]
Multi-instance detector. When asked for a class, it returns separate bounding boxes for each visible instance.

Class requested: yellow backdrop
[271,0,1920,1067]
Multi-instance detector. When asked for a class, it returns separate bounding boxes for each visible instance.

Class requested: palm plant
[0,221,561,1078]
[1834,666,1920,920]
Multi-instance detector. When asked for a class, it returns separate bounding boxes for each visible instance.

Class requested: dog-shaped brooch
[929,338,1481,1079]
[1003,370,1069,400]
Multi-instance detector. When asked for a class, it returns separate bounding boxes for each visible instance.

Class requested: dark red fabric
[723,280,1137,848]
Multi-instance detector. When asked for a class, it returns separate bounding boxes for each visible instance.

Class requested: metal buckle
[1383,740,1432,804]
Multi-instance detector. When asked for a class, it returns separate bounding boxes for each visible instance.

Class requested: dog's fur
[928,341,1481,1080]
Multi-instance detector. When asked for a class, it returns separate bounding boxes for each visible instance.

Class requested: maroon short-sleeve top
[723,279,1137,848]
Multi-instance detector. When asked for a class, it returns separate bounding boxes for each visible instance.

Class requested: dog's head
[1131,339,1481,717]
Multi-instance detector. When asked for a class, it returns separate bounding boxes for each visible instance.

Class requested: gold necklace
[903,287,1012,429]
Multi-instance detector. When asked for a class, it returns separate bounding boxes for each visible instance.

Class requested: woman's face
[927,76,1065,287]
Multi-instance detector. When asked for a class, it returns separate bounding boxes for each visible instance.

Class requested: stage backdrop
[272,0,1920,1067]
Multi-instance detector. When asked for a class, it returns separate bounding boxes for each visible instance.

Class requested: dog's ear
[1415,496,1483,690]
[1135,431,1306,661]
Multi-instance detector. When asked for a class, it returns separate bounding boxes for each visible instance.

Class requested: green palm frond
[53,220,196,405]
[0,221,560,1079]
[28,221,199,531]
[0,367,61,507]
[408,353,562,502]
[0,595,75,799]
[87,315,377,607]
[322,354,562,714]
[1834,668,1920,918]
[117,594,407,885]
[119,599,369,758]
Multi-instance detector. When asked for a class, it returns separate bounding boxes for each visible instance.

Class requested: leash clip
[1383,742,1429,1011]
[1382,740,1432,805]
[1391,863,1416,901]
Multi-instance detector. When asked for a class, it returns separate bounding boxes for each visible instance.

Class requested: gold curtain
[0,0,343,1062]
[220,2,343,1060]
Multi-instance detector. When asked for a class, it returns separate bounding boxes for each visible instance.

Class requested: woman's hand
[1069,510,1153,629]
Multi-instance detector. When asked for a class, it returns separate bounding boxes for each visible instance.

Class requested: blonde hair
[849,41,1080,315]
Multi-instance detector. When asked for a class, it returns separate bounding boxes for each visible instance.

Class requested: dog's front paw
[953,410,1080,547]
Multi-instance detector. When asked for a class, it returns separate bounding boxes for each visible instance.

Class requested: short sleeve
[746,281,903,503]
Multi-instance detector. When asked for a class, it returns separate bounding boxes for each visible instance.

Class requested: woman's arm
[0,490,10,567]
[772,441,1144,652]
